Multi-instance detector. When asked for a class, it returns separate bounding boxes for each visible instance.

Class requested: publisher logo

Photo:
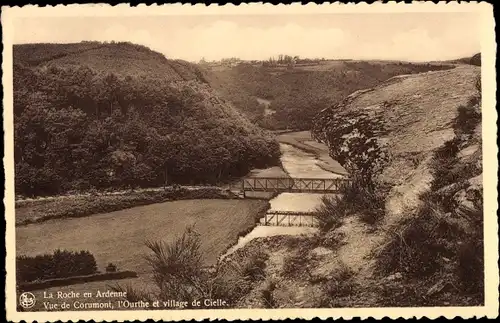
[19,292,36,309]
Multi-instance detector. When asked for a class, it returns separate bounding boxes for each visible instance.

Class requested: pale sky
[13,13,481,62]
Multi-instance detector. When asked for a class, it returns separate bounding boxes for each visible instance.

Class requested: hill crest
[14,42,204,82]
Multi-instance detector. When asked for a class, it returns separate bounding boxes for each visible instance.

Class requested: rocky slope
[314,65,480,213]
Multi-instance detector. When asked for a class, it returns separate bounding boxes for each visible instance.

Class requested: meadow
[17,199,268,268]
[15,187,235,226]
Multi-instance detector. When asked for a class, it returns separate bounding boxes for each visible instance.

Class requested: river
[222,142,343,259]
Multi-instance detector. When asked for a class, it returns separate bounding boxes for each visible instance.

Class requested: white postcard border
[2,2,498,321]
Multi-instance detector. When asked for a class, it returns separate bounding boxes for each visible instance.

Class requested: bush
[322,263,356,301]
[457,238,484,294]
[314,176,387,230]
[376,196,469,278]
[112,226,266,308]
[142,226,205,302]
[429,138,463,192]
[375,198,483,304]
[106,263,117,273]
[455,104,481,136]
[17,249,98,283]
[241,251,268,281]
[456,205,484,294]
[315,195,348,232]
[260,280,276,308]
[429,93,482,200]
[341,176,387,225]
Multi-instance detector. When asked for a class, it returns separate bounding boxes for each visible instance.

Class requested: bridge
[261,211,318,227]
[235,176,350,196]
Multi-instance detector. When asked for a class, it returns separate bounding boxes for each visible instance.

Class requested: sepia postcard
[2,2,498,321]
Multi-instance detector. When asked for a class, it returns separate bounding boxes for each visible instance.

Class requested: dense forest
[207,61,456,130]
[13,43,280,197]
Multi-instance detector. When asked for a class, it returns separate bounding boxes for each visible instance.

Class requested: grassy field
[15,187,235,226]
[277,131,348,176]
[16,199,269,310]
[17,199,268,269]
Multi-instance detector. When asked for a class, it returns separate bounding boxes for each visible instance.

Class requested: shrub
[457,238,484,294]
[375,198,484,304]
[341,175,387,225]
[456,205,484,294]
[315,176,387,230]
[322,263,356,301]
[260,280,276,308]
[376,196,468,278]
[455,104,481,136]
[112,226,264,308]
[241,250,268,282]
[433,137,461,163]
[16,249,98,283]
[320,230,345,250]
[429,92,482,197]
[211,249,269,304]
[474,74,481,92]
[143,226,205,301]
[106,263,117,273]
[315,195,348,232]
[429,138,463,192]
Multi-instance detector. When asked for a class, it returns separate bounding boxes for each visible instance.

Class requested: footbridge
[236,176,350,196]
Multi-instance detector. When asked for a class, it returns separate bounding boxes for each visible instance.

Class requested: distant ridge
[446,53,481,66]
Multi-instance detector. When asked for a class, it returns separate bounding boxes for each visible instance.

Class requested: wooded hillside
[14,42,280,196]
[208,61,456,130]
